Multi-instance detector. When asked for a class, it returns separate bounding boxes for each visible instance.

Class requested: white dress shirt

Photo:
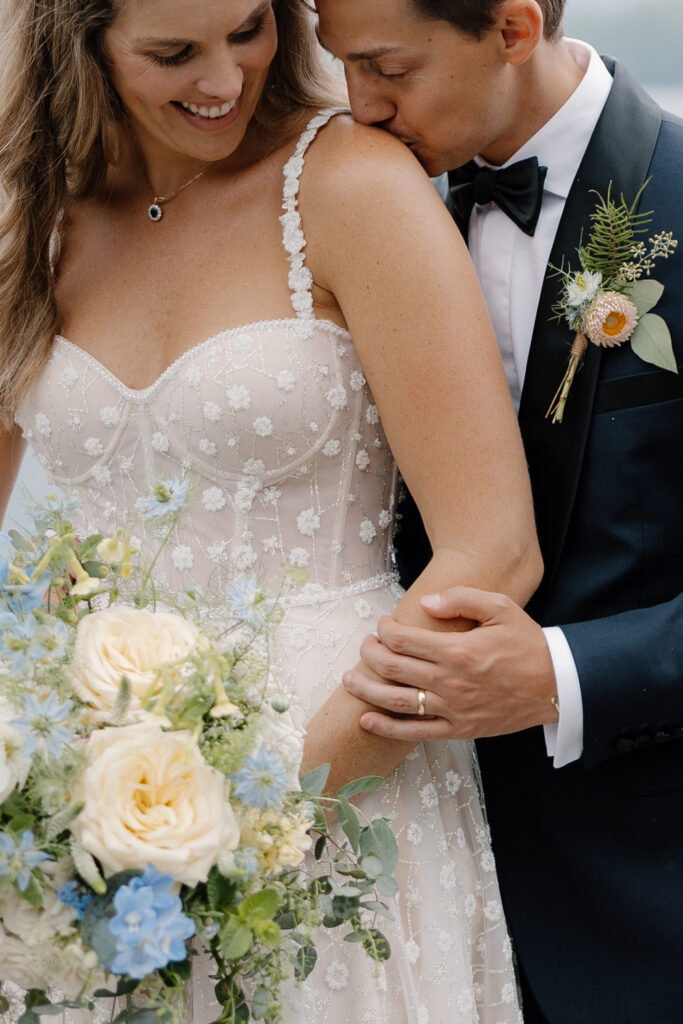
[465,41,613,767]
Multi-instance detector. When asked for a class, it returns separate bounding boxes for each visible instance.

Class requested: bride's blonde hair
[0,0,338,428]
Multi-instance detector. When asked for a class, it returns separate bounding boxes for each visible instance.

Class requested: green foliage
[631,313,678,372]
[581,182,653,284]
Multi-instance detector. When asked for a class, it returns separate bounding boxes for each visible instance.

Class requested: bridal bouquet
[0,483,398,1024]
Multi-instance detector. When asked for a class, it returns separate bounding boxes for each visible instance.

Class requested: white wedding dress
[15,111,522,1023]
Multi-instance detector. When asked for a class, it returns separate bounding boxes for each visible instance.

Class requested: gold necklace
[146,165,208,222]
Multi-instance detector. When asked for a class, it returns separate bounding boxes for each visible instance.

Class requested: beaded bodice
[15,111,398,598]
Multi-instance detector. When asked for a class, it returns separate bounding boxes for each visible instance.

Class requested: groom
[316,1,683,1021]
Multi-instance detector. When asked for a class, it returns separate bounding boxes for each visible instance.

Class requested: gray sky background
[564,0,683,86]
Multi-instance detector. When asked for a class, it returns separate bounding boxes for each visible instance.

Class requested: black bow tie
[448,156,548,237]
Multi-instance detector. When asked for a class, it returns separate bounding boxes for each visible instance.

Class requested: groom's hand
[343,587,560,741]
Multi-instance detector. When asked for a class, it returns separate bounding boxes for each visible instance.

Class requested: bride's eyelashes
[148,15,268,68]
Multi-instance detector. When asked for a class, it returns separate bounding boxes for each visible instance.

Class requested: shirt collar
[479,40,614,200]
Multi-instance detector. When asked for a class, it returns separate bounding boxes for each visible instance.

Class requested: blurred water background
[4,0,681,531]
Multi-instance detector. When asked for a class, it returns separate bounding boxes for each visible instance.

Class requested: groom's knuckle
[393,689,413,713]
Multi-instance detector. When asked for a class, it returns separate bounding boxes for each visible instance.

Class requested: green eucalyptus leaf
[631,313,678,373]
[335,795,360,853]
[337,776,385,800]
[627,279,665,315]
[294,943,317,981]
[16,1011,40,1024]
[361,928,391,962]
[361,899,394,920]
[314,834,326,860]
[343,930,365,943]
[0,996,10,1015]
[299,764,330,797]
[251,985,270,1020]
[360,855,383,880]
[359,820,399,875]
[330,894,360,921]
[376,874,399,898]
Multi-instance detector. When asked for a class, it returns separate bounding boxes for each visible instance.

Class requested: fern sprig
[581,181,653,284]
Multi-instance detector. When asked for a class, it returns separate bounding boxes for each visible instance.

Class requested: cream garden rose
[71,722,240,886]
[70,606,199,720]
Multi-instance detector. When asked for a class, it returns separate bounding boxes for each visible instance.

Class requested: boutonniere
[546,181,678,423]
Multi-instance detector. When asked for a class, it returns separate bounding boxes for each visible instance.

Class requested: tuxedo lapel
[518,59,661,605]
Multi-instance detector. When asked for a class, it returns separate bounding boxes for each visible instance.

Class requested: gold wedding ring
[417,689,427,717]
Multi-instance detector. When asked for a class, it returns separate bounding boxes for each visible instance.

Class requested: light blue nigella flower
[28,619,70,665]
[57,881,94,920]
[0,830,51,891]
[109,866,195,980]
[26,493,79,532]
[232,746,289,810]
[12,691,73,759]
[136,476,190,519]
[228,577,270,630]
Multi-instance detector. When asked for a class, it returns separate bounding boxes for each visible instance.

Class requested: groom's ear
[495,0,544,66]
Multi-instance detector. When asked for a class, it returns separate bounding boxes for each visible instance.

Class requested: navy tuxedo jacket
[395,59,683,1023]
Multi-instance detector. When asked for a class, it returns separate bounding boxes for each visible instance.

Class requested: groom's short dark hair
[409,0,565,40]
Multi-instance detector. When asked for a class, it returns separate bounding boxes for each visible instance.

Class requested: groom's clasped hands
[344,588,560,740]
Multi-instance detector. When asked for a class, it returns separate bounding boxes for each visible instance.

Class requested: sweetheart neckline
[54,317,352,399]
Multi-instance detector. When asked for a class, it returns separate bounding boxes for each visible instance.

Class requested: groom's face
[317,0,514,175]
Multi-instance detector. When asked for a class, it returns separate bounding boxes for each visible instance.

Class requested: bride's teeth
[180,99,238,119]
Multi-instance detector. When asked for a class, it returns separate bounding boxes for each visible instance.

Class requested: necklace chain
[153,166,208,205]
[142,161,209,223]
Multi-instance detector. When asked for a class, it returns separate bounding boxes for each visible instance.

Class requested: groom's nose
[345,72,397,128]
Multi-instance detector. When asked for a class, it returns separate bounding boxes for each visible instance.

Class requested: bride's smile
[104,0,277,182]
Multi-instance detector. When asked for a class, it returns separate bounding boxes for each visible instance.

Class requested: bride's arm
[0,425,27,524]
[299,119,542,790]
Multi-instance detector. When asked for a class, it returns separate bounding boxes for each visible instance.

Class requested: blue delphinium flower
[136,476,190,519]
[12,691,73,759]
[228,577,270,629]
[232,747,289,810]
[0,565,50,618]
[0,830,51,891]
[109,866,195,980]
[57,881,94,920]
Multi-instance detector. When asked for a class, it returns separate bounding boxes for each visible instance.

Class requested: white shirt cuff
[542,626,584,768]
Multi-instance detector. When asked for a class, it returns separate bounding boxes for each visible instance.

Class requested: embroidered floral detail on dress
[277,370,297,392]
[378,510,392,529]
[253,417,273,437]
[35,413,51,438]
[297,509,321,537]
[349,370,366,391]
[366,404,380,425]
[172,545,194,572]
[323,440,341,457]
[100,407,121,427]
[60,366,79,389]
[356,450,370,471]
[202,487,226,513]
[289,548,310,568]
[84,437,104,456]
[359,520,376,544]
[325,385,348,411]
[202,401,222,422]
[198,438,217,456]
[227,384,252,411]
[151,432,169,453]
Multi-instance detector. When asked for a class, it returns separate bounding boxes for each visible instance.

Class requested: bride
[0,0,541,1020]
